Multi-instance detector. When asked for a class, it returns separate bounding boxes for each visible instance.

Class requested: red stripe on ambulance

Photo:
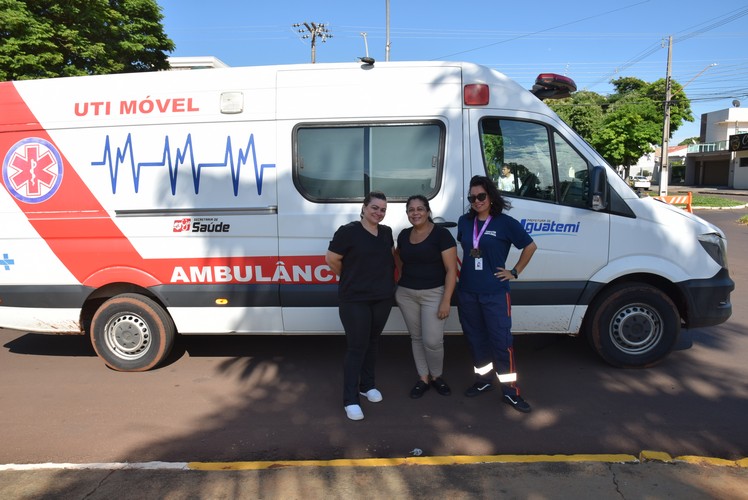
[1,82,152,286]
[2,84,333,287]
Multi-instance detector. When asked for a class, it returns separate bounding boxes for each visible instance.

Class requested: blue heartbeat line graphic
[91,133,276,196]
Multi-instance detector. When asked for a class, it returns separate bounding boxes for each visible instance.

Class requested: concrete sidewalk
[2,454,747,499]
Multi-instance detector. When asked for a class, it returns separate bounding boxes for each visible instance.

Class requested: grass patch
[691,195,746,208]
[739,215,748,225]
[648,192,748,209]
[645,192,746,208]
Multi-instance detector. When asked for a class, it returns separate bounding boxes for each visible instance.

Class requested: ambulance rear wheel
[586,283,680,367]
[91,293,175,372]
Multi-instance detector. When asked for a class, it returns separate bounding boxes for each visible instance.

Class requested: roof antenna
[358,32,375,66]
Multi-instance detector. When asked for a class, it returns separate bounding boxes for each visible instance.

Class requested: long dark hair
[405,194,433,223]
[467,175,510,218]
[361,190,387,218]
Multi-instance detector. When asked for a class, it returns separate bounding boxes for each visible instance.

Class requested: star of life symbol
[1,253,14,271]
[2,138,63,204]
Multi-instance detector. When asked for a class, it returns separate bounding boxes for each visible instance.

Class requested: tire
[90,293,175,372]
[585,283,680,367]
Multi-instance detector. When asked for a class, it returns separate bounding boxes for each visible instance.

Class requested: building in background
[680,106,748,188]
[728,132,748,188]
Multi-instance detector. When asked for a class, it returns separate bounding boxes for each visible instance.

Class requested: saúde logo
[173,218,191,232]
[172,217,231,233]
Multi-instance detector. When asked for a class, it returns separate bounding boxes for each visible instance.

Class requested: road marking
[0,462,188,471]
[1,452,745,471]
[188,454,638,470]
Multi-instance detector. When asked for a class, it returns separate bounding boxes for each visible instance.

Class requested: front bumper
[679,267,734,328]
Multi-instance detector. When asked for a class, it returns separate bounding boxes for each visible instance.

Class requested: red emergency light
[464,84,489,106]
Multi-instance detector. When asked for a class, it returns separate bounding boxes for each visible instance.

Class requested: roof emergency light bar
[464,73,577,106]
[530,73,577,100]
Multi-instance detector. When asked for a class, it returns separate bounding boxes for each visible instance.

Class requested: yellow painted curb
[675,456,742,467]
[640,450,673,463]
[736,458,748,468]
[188,454,638,471]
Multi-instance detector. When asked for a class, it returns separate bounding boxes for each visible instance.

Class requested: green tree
[678,137,700,146]
[592,93,661,174]
[547,76,694,176]
[546,90,606,142]
[0,0,174,80]
[618,76,693,139]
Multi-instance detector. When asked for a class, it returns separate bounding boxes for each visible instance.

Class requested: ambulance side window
[480,118,590,207]
[294,122,444,201]
[554,133,590,208]
[481,119,555,202]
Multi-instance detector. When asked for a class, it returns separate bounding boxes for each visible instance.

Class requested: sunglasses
[467,192,488,203]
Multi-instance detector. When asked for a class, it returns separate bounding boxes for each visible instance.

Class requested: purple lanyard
[473,216,492,251]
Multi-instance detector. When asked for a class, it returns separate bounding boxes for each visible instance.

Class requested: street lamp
[293,22,333,63]
[681,63,717,91]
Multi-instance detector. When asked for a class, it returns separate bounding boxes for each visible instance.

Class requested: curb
[692,203,748,210]
[2,451,746,472]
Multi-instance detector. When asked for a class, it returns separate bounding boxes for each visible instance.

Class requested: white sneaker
[344,404,364,421]
[360,388,383,403]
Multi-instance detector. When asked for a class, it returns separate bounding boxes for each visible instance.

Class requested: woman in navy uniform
[456,176,537,413]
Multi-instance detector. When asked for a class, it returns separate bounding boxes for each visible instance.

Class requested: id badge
[474,257,483,270]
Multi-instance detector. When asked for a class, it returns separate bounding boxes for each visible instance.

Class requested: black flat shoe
[410,380,430,399]
[430,377,451,396]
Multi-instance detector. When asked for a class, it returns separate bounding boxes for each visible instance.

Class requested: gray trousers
[395,285,446,379]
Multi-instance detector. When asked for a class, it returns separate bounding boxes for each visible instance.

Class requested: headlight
[698,233,728,268]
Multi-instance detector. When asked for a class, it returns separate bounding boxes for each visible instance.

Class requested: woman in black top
[395,195,457,398]
[326,191,395,421]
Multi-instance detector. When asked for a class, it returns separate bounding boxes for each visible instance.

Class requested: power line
[587,6,748,90]
[431,0,650,60]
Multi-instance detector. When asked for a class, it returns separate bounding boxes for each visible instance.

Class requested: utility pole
[659,35,673,196]
[293,22,333,63]
[385,0,391,61]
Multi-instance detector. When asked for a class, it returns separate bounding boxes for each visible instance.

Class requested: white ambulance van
[0,61,734,371]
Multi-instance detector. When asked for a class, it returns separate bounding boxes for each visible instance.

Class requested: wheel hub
[611,305,662,354]
[106,314,150,358]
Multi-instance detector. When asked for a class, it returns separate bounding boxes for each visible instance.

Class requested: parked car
[629,175,651,190]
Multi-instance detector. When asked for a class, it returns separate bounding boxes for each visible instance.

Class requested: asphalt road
[1,207,746,465]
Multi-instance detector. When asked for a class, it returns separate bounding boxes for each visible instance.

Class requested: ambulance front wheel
[90,293,176,372]
[586,283,680,367]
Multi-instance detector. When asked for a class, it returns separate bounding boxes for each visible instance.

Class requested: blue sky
[157,1,748,144]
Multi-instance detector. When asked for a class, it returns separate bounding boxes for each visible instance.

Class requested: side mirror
[589,166,608,211]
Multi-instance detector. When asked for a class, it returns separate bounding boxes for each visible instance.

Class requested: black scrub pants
[339,298,392,406]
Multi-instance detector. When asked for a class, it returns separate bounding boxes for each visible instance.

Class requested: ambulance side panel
[274,65,465,333]
[1,68,285,334]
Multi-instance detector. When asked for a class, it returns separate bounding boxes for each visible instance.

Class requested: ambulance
[0,61,734,371]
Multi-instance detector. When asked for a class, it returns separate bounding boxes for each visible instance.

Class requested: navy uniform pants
[457,290,520,397]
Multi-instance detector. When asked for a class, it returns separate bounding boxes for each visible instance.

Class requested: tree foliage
[548,76,694,172]
[0,0,175,80]
[679,136,700,146]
